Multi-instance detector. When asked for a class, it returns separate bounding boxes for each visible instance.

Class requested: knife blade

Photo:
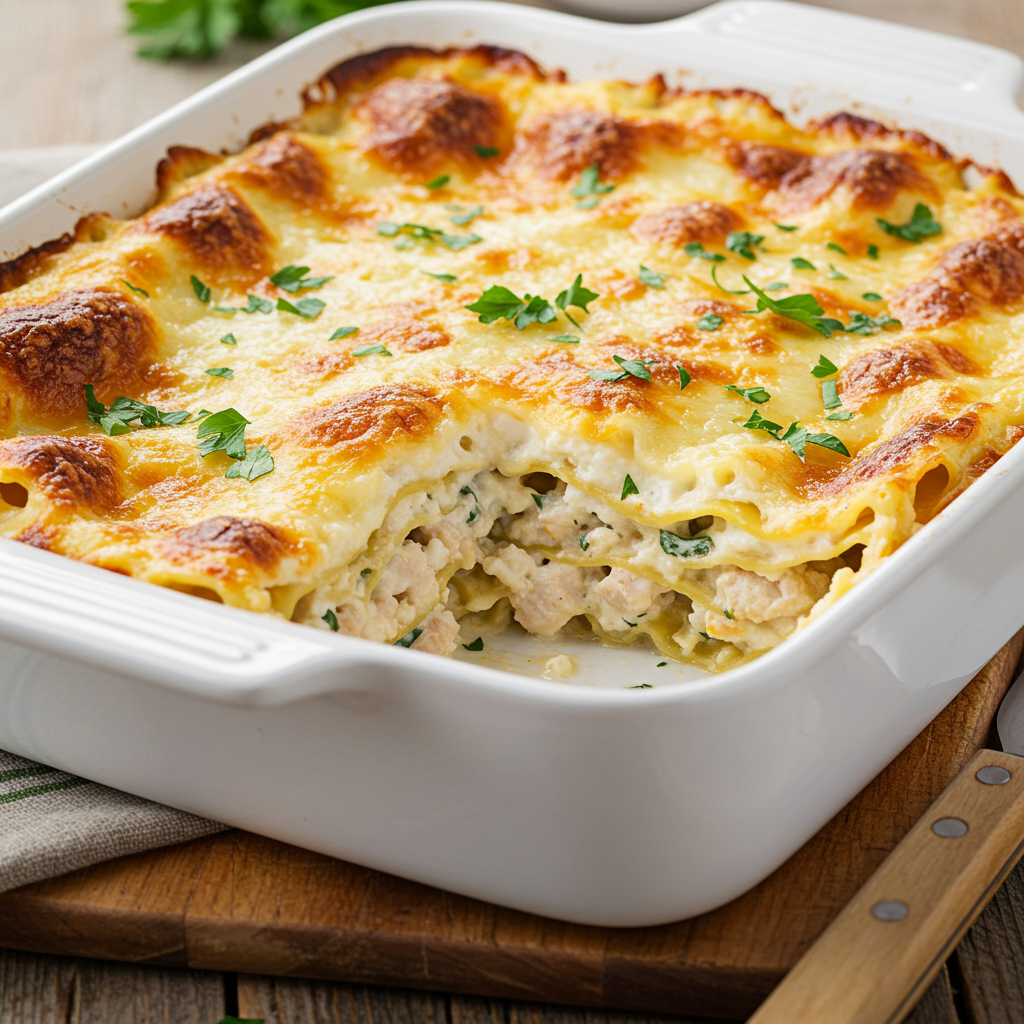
[747,668,1024,1024]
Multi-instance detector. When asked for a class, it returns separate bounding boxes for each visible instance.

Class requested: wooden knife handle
[747,749,1024,1024]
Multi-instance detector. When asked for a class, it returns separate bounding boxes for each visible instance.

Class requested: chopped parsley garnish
[589,355,655,383]
[352,344,392,357]
[827,410,853,421]
[862,292,882,302]
[743,277,843,337]
[191,275,211,303]
[570,164,615,208]
[790,257,816,270]
[877,203,942,243]
[269,265,332,293]
[775,224,798,232]
[660,529,714,559]
[723,608,735,620]
[743,408,850,459]
[243,294,273,314]
[579,536,590,551]
[867,244,880,260]
[826,242,847,255]
[555,274,599,328]
[726,231,765,261]
[426,174,451,190]
[710,265,750,294]
[621,474,639,500]
[360,567,372,577]
[449,205,483,226]
[394,627,422,648]
[322,609,339,632]
[463,637,484,651]
[657,662,668,667]
[532,493,544,510]
[277,297,325,319]
[623,618,638,628]
[466,286,557,329]
[196,408,249,460]
[220,333,237,346]
[225,444,274,481]
[725,384,771,404]
[422,270,456,283]
[551,334,579,344]
[213,305,239,314]
[122,279,149,298]
[205,366,233,379]
[811,355,838,378]
[473,145,500,158]
[765,282,788,291]
[639,265,666,289]
[697,314,723,331]
[677,366,691,390]
[84,385,190,436]
[377,221,482,251]
[330,326,358,339]
[827,263,848,280]
[844,311,901,335]
[684,242,725,262]
[629,683,653,689]
[822,379,842,410]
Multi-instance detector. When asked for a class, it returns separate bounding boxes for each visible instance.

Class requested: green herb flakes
[639,265,666,288]
[827,263,848,280]
[697,313,723,331]
[352,344,392,357]
[463,637,484,651]
[826,242,848,255]
[196,408,249,460]
[570,164,615,208]
[621,474,639,500]
[660,529,713,559]
[862,292,883,302]
[377,221,482,251]
[822,379,841,409]
[551,334,579,344]
[84,385,190,436]
[330,326,358,340]
[473,145,500,158]
[684,242,726,262]
[220,333,237,346]
[579,536,590,551]
[555,274,599,328]
[826,410,854,421]
[726,231,765,261]
[270,264,332,293]
[867,244,880,260]
[277,297,325,319]
[449,205,483,226]
[191,275,211,303]
[426,174,451,190]
[394,627,423,648]
[725,384,771,404]
[243,294,273,314]
[775,224,798,232]
[466,286,557,330]
[225,444,274,481]
[723,608,735,620]
[743,277,844,337]
[877,203,942,243]
[844,311,901,336]
[322,609,339,632]
[589,355,655,383]
[677,366,692,390]
[205,366,233,379]
[790,257,816,270]
[765,282,788,291]
[811,355,838,378]
[122,279,149,298]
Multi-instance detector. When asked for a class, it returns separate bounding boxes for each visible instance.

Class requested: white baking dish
[1,0,1024,928]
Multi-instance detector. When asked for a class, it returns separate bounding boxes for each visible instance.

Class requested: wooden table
[1,0,1023,1020]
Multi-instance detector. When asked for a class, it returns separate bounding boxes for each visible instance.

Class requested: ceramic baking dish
[2,0,1024,928]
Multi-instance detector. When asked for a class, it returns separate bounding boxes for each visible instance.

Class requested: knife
[748,669,1024,1024]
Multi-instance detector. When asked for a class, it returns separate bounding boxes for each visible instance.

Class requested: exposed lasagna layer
[1,45,1023,673]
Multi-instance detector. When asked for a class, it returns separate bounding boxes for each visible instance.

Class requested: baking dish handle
[673,0,1024,117]
[0,539,384,707]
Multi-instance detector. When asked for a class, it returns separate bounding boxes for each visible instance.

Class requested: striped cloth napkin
[0,145,227,894]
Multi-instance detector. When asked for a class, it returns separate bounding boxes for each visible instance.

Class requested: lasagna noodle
[1,45,1023,671]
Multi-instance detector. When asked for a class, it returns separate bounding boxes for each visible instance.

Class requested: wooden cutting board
[0,632,1021,1022]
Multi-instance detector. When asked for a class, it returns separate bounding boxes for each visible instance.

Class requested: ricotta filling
[297,470,856,668]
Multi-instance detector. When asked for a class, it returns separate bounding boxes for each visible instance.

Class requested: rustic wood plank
[904,967,961,1024]
[951,857,1024,1024]
[0,947,224,1023]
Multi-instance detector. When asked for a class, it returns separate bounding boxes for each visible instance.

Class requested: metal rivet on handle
[976,765,1011,786]
[932,817,969,838]
[871,900,909,922]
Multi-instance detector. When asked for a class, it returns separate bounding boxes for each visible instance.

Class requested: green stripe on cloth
[0,778,91,805]
[0,765,58,784]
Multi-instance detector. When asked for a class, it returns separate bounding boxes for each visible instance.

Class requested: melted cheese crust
[2,45,1023,671]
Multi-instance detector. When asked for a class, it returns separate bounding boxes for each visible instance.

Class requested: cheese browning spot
[522,110,644,182]
[727,143,808,189]
[838,343,973,405]
[0,289,157,418]
[233,134,329,206]
[777,150,921,211]
[630,202,741,246]
[360,317,452,353]
[162,515,287,572]
[0,435,122,510]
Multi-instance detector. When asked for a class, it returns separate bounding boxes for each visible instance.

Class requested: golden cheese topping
[1,45,1023,672]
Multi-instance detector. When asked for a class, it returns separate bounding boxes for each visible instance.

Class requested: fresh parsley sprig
[742,277,844,337]
[726,231,765,261]
[555,274,599,328]
[571,164,615,209]
[877,203,942,243]
[465,286,557,329]
[684,242,725,263]
[269,264,332,293]
[743,409,850,460]
[377,221,481,251]
[589,355,655,383]
[196,408,249,460]
[84,385,190,436]
[724,384,771,404]
[225,444,274,481]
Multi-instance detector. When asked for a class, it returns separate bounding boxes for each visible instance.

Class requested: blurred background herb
[125,0,399,59]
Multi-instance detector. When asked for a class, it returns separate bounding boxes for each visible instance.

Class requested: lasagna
[1,45,1023,675]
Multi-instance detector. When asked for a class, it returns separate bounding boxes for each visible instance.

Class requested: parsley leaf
[206,366,233,379]
[465,286,558,330]
[684,242,725,262]
[551,334,579,344]
[426,174,450,190]
[225,444,274,481]
[243,294,273,314]
[377,221,482,251]
[463,637,484,651]
[765,282,788,291]
[711,265,750,294]
[862,292,882,302]
[277,297,325,319]
[726,231,765,261]
[775,224,798,232]
[394,627,423,648]
[196,408,249,460]
[826,242,847,255]
[827,409,853,421]
[822,379,841,409]
[555,274,599,328]
[322,609,339,632]
[867,244,880,260]
[269,264,332,293]
[878,203,942,243]
[725,384,771,404]
[811,355,838,378]
[191,275,211,303]
[639,265,666,288]
[660,529,713,559]
[677,366,691,390]
[805,431,850,457]
[742,408,786,436]
[352,343,392,357]
[697,313,723,331]
[473,145,499,158]
[570,164,615,207]
[743,276,844,337]
[579,536,590,551]
[589,356,655,383]
[790,257,816,270]
[844,311,901,336]
[826,263,848,280]
[220,333,237,346]
[449,205,483,226]
[122,279,149,298]
[330,326,358,339]
[744,411,850,459]
[84,385,190,436]
[621,474,639,500]
[422,270,457,283]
